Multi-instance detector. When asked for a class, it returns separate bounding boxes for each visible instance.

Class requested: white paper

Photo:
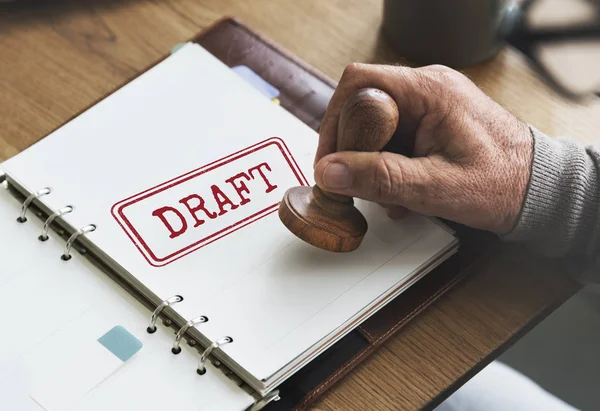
[1,43,456,383]
[0,187,253,411]
[29,325,124,411]
[111,137,305,266]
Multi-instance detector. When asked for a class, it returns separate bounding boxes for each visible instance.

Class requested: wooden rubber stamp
[279,88,400,252]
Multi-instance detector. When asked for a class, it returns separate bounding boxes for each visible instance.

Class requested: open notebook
[0,42,458,407]
[0,185,254,411]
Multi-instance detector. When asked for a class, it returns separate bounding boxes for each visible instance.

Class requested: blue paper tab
[170,42,187,54]
[97,326,143,362]
[231,65,280,99]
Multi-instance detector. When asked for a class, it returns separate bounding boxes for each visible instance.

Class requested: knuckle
[425,64,454,74]
[413,70,445,100]
[372,153,402,202]
[341,62,364,80]
[414,66,470,112]
[423,65,465,88]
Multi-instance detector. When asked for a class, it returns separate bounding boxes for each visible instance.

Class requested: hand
[313,63,534,234]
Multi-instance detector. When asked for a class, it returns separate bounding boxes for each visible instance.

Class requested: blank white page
[0,187,253,411]
[1,43,456,383]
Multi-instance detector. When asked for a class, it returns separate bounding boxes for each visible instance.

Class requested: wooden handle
[279,88,398,251]
[322,88,399,203]
[337,88,399,153]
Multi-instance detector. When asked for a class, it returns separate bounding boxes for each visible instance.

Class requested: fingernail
[322,163,351,189]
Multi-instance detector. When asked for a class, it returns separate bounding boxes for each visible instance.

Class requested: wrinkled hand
[313,63,533,234]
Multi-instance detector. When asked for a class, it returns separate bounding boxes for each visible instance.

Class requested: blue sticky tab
[231,65,280,99]
[97,326,143,362]
[170,42,186,54]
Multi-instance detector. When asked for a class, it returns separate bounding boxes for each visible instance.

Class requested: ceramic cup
[382,0,522,67]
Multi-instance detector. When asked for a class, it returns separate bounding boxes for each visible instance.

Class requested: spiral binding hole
[61,224,96,261]
[171,316,208,355]
[197,336,233,375]
[146,295,184,334]
[17,187,51,223]
[39,205,75,242]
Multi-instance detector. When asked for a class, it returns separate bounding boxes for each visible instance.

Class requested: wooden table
[1,1,599,410]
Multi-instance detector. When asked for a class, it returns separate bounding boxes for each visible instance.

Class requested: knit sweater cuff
[502,126,600,258]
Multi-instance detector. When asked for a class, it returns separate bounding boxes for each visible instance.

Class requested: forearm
[503,126,600,284]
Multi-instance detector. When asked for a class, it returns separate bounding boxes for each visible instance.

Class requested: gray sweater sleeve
[502,126,600,284]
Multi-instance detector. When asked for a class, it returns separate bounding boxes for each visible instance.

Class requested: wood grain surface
[0,1,597,410]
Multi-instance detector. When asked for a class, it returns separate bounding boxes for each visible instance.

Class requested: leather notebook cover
[192,17,499,410]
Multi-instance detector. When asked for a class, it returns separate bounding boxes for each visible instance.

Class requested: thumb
[313,151,435,208]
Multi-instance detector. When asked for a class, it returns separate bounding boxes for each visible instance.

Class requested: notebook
[0,39,458,409]
[0,185,254,411]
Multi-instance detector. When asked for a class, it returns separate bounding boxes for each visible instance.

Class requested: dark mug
[381,0,521,67]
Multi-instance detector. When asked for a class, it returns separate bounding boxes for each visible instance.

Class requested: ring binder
[197,336,233,375]
[248,390,281,411]
[17,187,51,223]
[171,315,208,354]
[61,224,96,261]
[39,205,75,241]
[147,295,184,333]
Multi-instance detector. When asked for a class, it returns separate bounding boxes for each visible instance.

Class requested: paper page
[267,239,458,388]
[195,205,455,380]
[0,187,253,411]
[1,43,456,382]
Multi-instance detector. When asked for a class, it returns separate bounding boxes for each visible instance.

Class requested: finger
[377,203,408,216]
[377,203,409,220]
[386,205,410,220]
[314,63,432,167]
[377,202,394,209]
[314,150,438,212]
[314,115,338,168]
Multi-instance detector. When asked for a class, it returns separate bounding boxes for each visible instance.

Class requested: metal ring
[61,224,96,261]
[197,336,233,375]
[39,205,74,241]
[248,390,281,411]
[172,315,208,354]
[17,187,51,223]
[146,295,184,334]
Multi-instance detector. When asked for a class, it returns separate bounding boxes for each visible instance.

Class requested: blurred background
[499,284,600,410]
[380,0,600,99]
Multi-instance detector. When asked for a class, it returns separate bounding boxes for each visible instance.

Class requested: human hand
[313,63,534,234]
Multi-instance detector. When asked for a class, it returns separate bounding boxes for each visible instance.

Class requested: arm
[503,128,600,283]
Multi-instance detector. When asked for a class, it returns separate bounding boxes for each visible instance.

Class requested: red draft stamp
[111,137,308,267]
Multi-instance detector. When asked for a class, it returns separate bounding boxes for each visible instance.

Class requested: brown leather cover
[189,17,500,410]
